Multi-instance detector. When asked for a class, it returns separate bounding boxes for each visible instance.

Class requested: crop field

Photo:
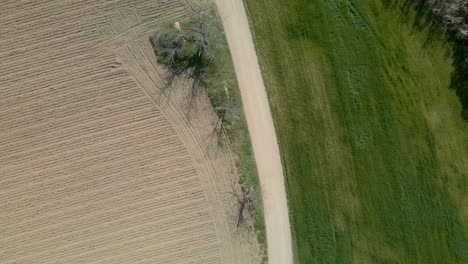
[0,0,259,263]
[245,0,468,263]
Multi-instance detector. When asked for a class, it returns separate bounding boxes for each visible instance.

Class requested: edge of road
[214,1,294,263]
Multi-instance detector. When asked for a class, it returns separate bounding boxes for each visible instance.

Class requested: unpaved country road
[214,1,293,263]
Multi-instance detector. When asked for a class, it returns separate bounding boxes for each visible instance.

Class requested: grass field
[244,0,468,263]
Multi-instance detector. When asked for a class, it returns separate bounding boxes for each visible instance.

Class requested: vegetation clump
[428,0,467,40]
[150,12,217,103]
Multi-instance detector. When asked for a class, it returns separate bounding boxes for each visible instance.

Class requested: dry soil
[0,0,259,263]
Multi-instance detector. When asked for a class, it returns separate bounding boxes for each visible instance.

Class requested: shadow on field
[385,0,468,120]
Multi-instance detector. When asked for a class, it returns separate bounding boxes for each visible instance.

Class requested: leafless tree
[210,105,228,146]
[233,186,256,230]
[151,9,219,107]
[209,94,239,146]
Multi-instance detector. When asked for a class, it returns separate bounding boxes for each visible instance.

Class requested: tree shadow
[385,0,468,119]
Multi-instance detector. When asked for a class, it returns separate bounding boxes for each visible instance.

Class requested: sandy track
[0,0,258,263]
[214,0,294,263]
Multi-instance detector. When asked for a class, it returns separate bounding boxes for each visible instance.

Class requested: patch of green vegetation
[244,0,468,263]
[204,12,268,262]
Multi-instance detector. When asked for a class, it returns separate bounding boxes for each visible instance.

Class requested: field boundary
[214,0,294,263]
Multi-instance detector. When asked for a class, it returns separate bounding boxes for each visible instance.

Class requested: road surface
[214,1,294,263]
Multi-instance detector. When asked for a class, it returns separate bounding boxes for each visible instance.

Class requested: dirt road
[214,1,293,263]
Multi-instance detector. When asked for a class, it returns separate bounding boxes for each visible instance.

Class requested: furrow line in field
[0,98,152,147]
[0,40,102,78]
[0,133,188,177]
[0,53,117,93]
[0,116,173,167]
[27,223,219,264]
[0,118,174,166]
[0,79,141,123]
[0,51,108,84]
[1,170,201,224]
[0,24,104,59]
[4,215,215,262]
[0,150,196,204]
[0,72,132,109]
[44,222,218,264]
[138,1,186,20]
[0,128,184,175]
[88,236,220,264]
[0,153,194,201]
[2,183,206,241]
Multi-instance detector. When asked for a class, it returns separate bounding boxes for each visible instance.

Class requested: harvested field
[0,0,259,263]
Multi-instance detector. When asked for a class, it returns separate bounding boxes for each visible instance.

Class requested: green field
[244,0,468,263]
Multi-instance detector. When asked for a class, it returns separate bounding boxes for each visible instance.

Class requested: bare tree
[210,94,239,146]
[210,105,228,146]
[233,186,256,230]
[151,9,219,107]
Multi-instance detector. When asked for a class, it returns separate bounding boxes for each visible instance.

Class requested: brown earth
[0,0,259,263]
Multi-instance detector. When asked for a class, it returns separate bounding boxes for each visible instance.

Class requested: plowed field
[0,1,259,263]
